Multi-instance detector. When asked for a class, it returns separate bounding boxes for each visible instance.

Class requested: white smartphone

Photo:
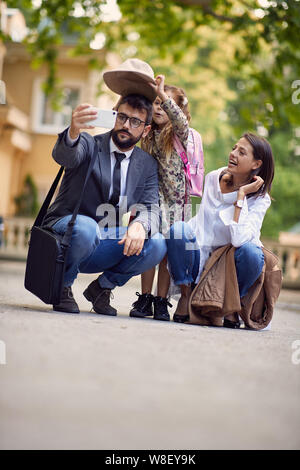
[86,108,117,128]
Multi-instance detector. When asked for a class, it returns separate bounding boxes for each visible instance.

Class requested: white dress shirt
[66,128,133,205]
[188,167,271,282]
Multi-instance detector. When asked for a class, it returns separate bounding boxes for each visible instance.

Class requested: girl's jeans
[166,221,264,298]
[53,215,167,289]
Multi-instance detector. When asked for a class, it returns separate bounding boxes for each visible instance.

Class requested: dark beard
[111,129,143,150]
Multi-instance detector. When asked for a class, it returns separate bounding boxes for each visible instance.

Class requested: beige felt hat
[103,58,157,102]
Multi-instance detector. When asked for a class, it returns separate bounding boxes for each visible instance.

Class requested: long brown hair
[142,85,191,160]
[243,132,275,198]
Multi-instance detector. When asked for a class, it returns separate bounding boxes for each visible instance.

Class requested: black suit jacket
[43,129,160,234]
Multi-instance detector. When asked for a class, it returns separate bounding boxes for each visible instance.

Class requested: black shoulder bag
[24,142,98,305]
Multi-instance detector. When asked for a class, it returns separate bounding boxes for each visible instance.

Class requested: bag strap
[33,166,64,228]
[173,133,191,182]
[33,140,99,248]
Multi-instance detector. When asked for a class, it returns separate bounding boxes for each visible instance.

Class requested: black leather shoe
[153,296,172,321]
[83,280,117,316]
[130,292,154,318]
[53,286,80,314]
[223,318,241,329]
[173,313,189,323]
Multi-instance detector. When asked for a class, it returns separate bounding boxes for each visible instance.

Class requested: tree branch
[202,6,237,23]
[175,0,237,23]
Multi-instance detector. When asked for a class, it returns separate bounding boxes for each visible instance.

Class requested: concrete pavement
[0,260,300,450]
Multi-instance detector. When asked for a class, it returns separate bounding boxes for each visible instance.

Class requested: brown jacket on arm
[188,245,282,330]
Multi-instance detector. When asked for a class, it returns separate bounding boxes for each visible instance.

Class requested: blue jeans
[53,215,167,289]
[166,221,264,298]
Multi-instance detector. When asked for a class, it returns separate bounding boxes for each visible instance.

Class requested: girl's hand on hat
[69,103,98,139]
[155,75,168,102]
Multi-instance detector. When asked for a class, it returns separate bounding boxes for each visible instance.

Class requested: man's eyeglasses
[116,112,146,129]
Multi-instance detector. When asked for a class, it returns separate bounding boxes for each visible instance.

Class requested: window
[31,78,83,134]
[0,80,6,104]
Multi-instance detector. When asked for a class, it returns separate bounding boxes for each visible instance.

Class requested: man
[43,91,166,315]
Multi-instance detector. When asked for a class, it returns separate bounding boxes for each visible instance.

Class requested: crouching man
[42,93,166,315]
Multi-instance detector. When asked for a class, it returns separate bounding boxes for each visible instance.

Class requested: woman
[166,132,275,328]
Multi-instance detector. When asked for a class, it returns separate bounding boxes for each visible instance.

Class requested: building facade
[0,4,115,218]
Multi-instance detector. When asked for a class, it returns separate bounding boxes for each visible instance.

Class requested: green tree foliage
[2,0,300,237]
[263,166,300,238]
[14,174,39,217]
[3,0,300,124]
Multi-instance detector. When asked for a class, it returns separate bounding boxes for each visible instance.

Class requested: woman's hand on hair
[238,175,264,198]
[155,75,169,102]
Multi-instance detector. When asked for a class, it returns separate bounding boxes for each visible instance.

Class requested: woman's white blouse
[188,167,271,282]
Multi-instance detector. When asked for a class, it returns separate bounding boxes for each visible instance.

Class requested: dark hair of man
[116,94,153,125]
[242,132,275,198]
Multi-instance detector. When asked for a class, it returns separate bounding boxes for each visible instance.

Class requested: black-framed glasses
[116,112,146,128]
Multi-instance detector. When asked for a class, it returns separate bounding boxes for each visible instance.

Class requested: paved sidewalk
[0,260,300,450]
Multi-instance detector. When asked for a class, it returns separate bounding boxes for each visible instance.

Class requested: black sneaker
[153,296,172,321]
[53,286,80,314]
[130,292,154,318]
[83,280,117,316]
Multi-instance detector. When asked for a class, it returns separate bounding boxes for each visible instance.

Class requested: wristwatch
[234,199,244,209]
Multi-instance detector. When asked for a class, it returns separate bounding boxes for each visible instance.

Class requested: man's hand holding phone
[69,103,117,139]
[69,103,98,139]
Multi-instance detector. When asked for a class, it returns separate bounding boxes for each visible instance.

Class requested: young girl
[166,132,276,327]
[130,74,192,321]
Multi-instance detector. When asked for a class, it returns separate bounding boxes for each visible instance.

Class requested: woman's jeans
[166,221,264,298]
[52,215,167,289]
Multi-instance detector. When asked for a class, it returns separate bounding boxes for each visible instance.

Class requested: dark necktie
[110,151,126,206]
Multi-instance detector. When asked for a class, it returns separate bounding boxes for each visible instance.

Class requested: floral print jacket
[151,98,192,234]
